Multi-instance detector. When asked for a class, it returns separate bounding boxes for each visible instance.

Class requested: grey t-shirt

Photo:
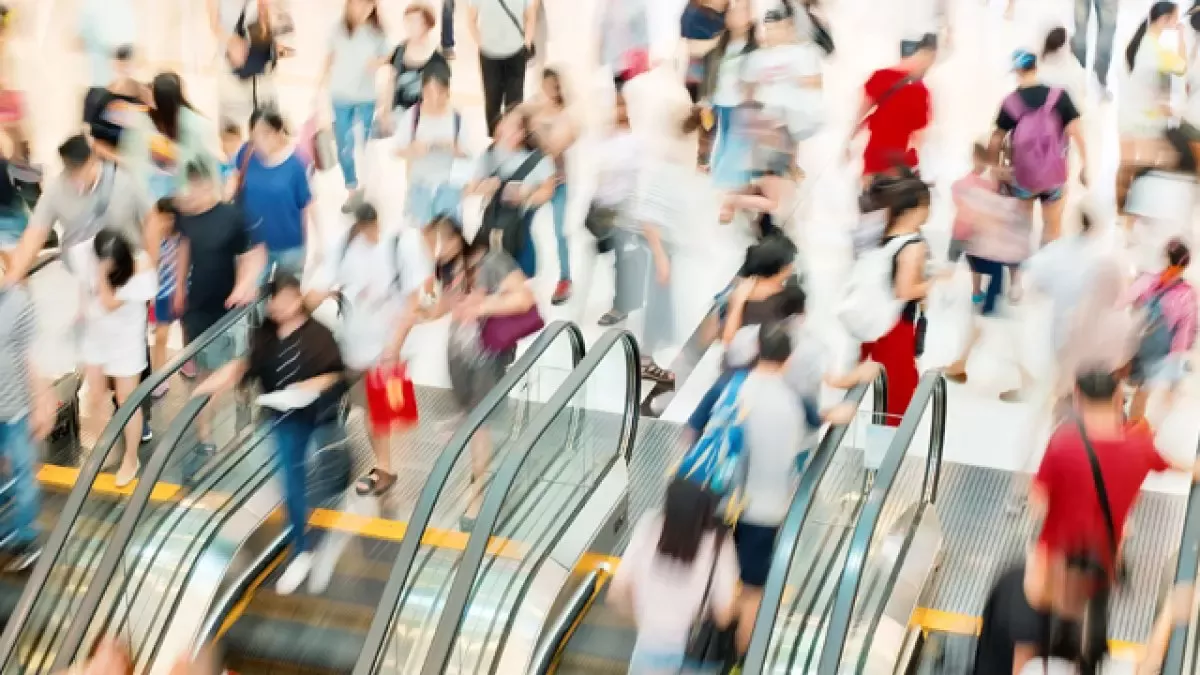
[0,287,35,420]
[740,370,806,527]
[470,0,531,58]
[328,23,390,103]
[31,164,150,249]
[448,250,520,365]
[474,147,555,185]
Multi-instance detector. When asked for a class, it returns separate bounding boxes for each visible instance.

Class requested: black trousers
[480,49,528,137]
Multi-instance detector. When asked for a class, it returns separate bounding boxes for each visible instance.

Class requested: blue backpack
[678,370,749,495]
[1137,280,1183,365]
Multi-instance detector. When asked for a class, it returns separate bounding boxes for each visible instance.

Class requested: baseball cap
[1012,49,1037,71]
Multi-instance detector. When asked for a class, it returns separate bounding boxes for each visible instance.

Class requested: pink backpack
[1003,88,1068,194]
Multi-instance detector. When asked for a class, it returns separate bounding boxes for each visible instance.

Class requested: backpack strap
[1002,90,1027,120]
[1044,87,1062,109]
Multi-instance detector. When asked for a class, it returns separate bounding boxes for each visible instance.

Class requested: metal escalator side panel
[1163,477,1200,674]
[817,373,947,675]
[419,329,640,675]
[50,395,214,671]
[0,273,260,674]
[353,321,586,675]
[741,373,882,674]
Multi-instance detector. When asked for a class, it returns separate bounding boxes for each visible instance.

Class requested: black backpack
[479,149,544,260]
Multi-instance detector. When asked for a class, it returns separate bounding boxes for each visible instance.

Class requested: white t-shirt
[395,106,475,188]
[1119,34,1186,138]
[610,514,739,654]
[711,40,751,108]
[744,43,825,136]
[594,130,643,207]
[77,248,156,377]
[308,229,434,370]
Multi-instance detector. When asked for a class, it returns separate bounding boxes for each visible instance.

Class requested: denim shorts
[1009,182,1064,203]
[0,209,29,250]
[153,294,176,325]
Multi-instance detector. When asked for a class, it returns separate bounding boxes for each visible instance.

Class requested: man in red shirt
[848,34,937,184]
[1031,369,1200,577]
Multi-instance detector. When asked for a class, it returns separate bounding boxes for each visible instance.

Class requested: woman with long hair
[858,172,943,424]
[533,68,580,305]
[609,478,738,674]
[1039,27,1088,118]
[83,229,157,487]
[235,107,313,278]
[707,0,757,191]
[143,72,220,200]
[1116,2,1185,229]
[321,0,390,212]
[413,217,536,530]
[193,272,347,594]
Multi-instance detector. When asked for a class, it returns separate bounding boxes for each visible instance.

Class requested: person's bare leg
[465,428,493,519]
[1041,196,1065,244]
[115,375,141,484]
[1129,386,1150,423]
[83,365,108,446]
[736,587,764,654]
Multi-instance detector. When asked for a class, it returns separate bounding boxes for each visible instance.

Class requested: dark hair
[266,270,303,298]
[716,4,759,56]
[114,44,134,62]
[1044,26,1068,56]
[403,2,436,30]
[876,168,931,236]
[1127,1,1177,70]
[758,320,793,363]
[184,159,212,183]
[740,234,797,277]
[1167,237,1192,268]
[422,65,451,90]
[1080,211,1094,233]
[347,202,379,246]
[681,105,705,135]
[58,134,93,170]
[149,72,193,141]
[93,229,135,289]
[779,276,807,317]
[221,119,242,137]
[1075,368,1119,401]
[249,107,287,135]
[542,68,567,108]
[656,478,719,564]
[501,107,539,152]
[344,0,383,33]
[252,271,306,361]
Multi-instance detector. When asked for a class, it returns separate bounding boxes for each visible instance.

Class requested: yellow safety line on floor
[910,607,1143,661]
[36,463,526,559]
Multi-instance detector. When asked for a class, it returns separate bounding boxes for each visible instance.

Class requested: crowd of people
[0,0,1196,672]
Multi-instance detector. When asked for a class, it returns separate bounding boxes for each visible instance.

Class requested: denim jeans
[1072,0,1117,87]
[442,0,456,50]
[331,101,377,189]
[966,255,1017,317]
[267,246,306,281]
[514,210,538,279]
[272,415,316,558]
[549,181,570,281]
[0,417,40,548]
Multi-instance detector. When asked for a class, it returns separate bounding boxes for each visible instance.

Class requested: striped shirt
[157,234,179,301]
[0,287,36,420]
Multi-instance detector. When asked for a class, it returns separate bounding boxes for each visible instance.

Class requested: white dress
[76,248,156,378]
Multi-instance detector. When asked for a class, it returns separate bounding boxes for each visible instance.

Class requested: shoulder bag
[684,527,737,669]
[479,149,544,261]
[496,0,534,59]
[1072,415,1118,572]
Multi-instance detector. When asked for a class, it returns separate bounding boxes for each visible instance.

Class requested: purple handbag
[480,307,545,353]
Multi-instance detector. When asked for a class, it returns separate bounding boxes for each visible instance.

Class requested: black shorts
[734,522,780,588]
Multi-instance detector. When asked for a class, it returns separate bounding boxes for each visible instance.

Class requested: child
[218,120,243,200]
[949,143,994,301]
[147,198,180,398]
[1128,238,1198,426]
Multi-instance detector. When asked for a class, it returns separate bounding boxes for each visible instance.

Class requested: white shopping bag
[920,263,974,370]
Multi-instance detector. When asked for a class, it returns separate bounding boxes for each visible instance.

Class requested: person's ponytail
[1128,2,1179,70]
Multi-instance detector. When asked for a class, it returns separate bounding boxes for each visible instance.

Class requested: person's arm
[206,0,228,41]
[522,176,556,207]
[192,358,249,397]
[642,222,670,285]
[478,270,537,318]
[15,294,53,441]
[230,243,266,307]
[721,278,755,345]
[392,108,429,160]
[824,360,881,390]
[1140,584,1194,674]
[524,0,541,52]
[893,241,933,301]
[465,3,483,53]
[173,236,190,317]
[3,194,54,285]
[288,372,342,393]
[709,533,740,628]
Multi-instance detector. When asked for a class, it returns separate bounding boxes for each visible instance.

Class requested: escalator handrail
[51,395,213,670]
[0,297,264,667]
[817,372,947,675]
[1162,470,1200,673]
[741,372,886,673]
[419,328,640,675]
[352,320,586,675]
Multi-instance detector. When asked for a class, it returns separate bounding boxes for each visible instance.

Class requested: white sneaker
[276,552,313,595]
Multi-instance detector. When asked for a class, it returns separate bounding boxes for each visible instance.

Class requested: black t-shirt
[83,88,142,148]
[177,202,251,338]
[246,318,346,423]
[996,85,1081,132]
[973,567,1100,675]
[390,45,450,109]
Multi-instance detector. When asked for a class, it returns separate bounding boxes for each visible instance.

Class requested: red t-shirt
[1034,422,1169,568]
[862,68,931,175]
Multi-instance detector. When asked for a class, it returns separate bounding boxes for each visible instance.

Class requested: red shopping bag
[364,362,418,434]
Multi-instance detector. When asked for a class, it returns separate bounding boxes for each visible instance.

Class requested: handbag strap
[496,0,526,41]
[1071,415,1118,560]
[858,75,914,128]
[234,143,255,201]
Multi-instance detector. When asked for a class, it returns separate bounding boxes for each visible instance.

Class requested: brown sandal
[355,468,397,496]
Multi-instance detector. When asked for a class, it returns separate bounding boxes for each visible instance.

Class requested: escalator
[1159,447,1200,675]
[0,253,264,674]
[354,327,639,675]
[742,371,947,675]
[45,320,587,674]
